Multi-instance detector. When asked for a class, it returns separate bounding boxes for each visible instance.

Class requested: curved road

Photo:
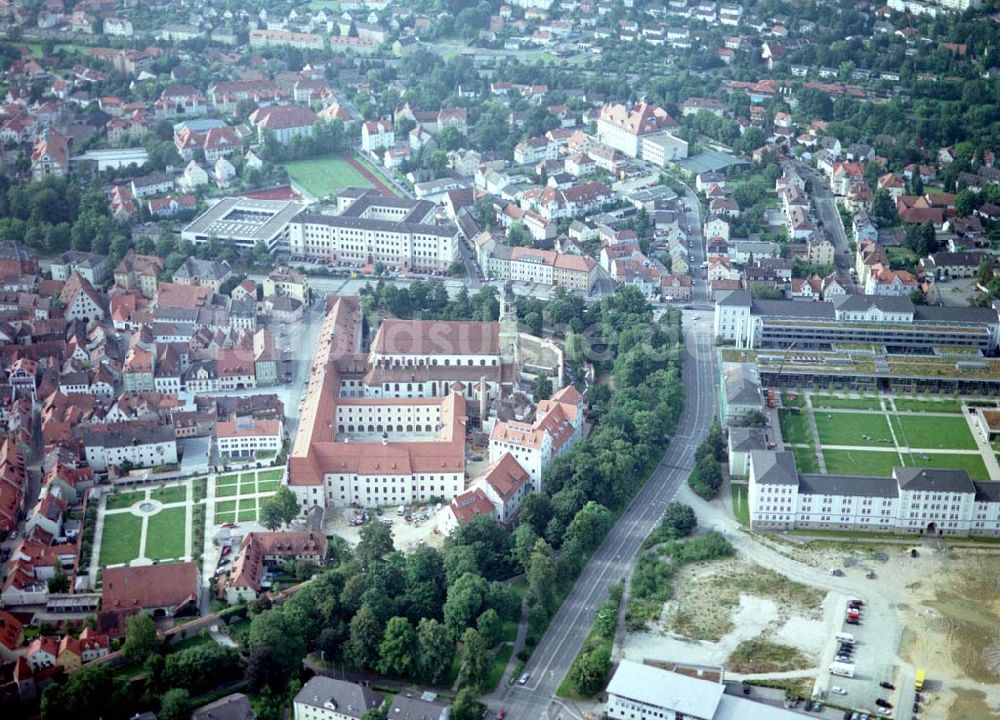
[498,312,718,720]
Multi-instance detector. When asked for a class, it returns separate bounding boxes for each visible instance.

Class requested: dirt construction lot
[622,532,1000,720]
[324,503,447,550]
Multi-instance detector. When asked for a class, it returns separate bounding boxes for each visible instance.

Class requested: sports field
[777,392,997,481]
[814,412,892,447]
[283,156,373,198]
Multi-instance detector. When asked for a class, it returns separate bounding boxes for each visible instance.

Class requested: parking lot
[326,502,446,550]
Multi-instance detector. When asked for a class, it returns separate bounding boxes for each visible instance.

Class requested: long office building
[287,188,459,273]
[749,450,1000,537]
[715,291,1000,353]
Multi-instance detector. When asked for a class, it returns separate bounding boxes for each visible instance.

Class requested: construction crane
[768,341,797,408]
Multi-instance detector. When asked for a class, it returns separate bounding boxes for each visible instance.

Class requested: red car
[497,711,506,720]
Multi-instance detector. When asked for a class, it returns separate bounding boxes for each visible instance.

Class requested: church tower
[499,281,519,367]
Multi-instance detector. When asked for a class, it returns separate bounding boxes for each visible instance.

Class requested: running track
[344,154,396,197]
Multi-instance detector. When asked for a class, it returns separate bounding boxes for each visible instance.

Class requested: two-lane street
[498,313,718,720]
[796,163,857,292]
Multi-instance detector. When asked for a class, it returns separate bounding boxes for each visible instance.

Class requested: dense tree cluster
[688,419,725,500]
[362,279,500,322]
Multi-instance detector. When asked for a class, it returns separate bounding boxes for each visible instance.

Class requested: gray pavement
[796,163,856,291]
[496,315,718,720]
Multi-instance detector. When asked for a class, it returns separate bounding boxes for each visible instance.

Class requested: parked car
[518,673,530,685]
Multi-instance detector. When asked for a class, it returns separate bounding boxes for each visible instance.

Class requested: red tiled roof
[371,319,500,356]
[101,562,199,612]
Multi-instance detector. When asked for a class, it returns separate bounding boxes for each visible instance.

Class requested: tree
[451,688,482,720]
[346,604,383,671]
[158,688,191,720]
[476,608,502,648]
[41,664,124,720]
[164,644,243,695]
[122,613,157,663]
[741,409,768,428]
[248,608,308,682]
[48,564,70,593]
[261,501,283,531]
[458,627,490,691]
[443,543,479,583]
[362,706,389,720]
[443,572,489,636]
[526,539,556,617]
[871,189,899,226]
[378,616,418,677]
[357,521,395,569]
[564,502,614,553]
[707,417,725,460]
[519,493,553,536]
[531,375,553,400]
[447,514,513,580]
[417,618,454,685]
[511,523,539,573]
[262,485,299,528]
[661,503,697,539]
[568,643,611,695]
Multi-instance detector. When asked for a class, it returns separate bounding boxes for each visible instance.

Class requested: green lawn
[814,412,893,447]
[886,246,918,269]
[893,415,977,450]
[283,156,373,198]
[105,490,146,511]
[151,485,187,504]
[216,483,239,498]
[239,473,256,483]
[214,500,237,525]
[258,469,283,482]
[810,395,884,411]
[99,513,143,566]
[217,474,239,485]
[904,452,991,481]
[791,446,820,474]
[485,644,514,692]
[731,484,750,527]
[823,449,901,477]
[23,42,92,58]
[237,506,259,523]
[145,508,187,561]
[781,392,806,409]
[257,479,280,492]
[778,409,812,445]
[893,398,962,413]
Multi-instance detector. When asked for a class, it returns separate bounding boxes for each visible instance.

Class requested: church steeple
[499,281,519,366]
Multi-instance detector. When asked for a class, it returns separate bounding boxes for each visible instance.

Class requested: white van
[397,505,406,516]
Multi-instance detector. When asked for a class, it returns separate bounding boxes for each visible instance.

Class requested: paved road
[796,163,857,291]
[497,314,718,720]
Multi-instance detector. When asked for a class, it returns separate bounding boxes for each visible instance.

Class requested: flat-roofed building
[714,290,1000,352]
[607,660,813,720]
[181,197,306,252]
